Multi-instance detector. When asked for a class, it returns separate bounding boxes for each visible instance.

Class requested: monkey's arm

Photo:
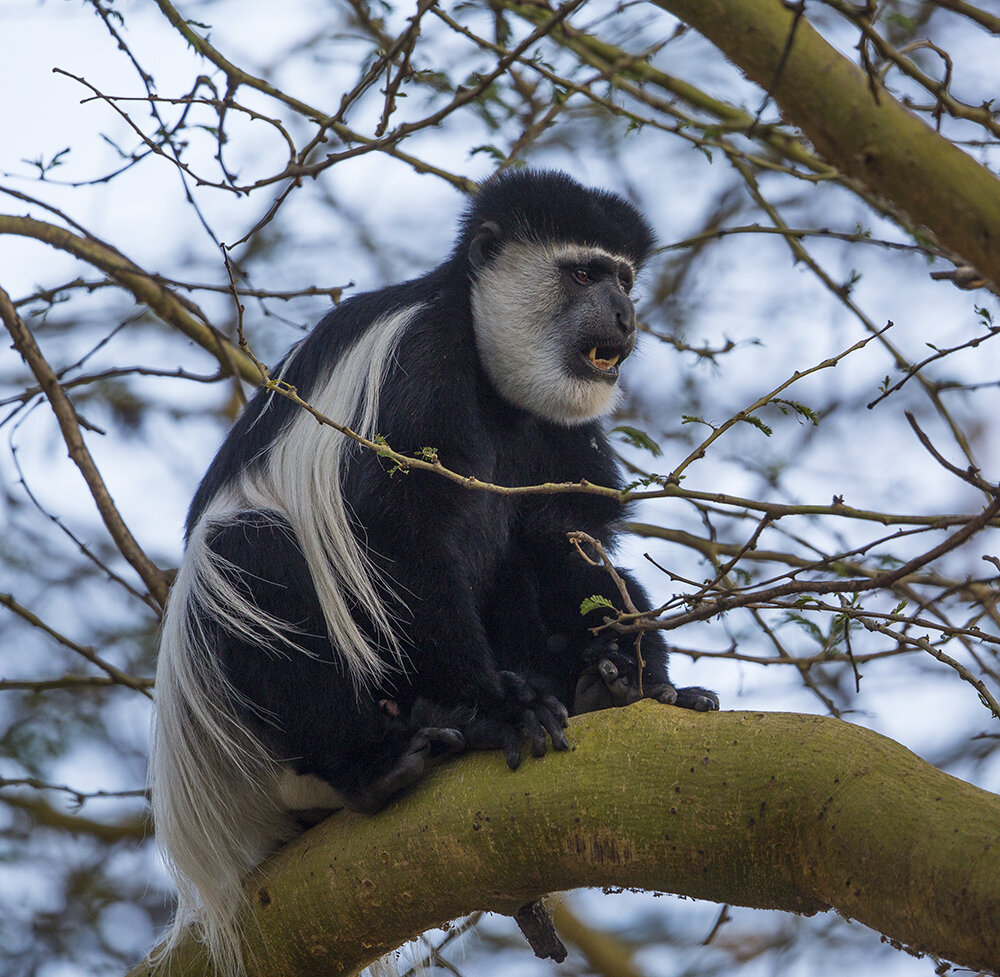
[354,462,570,767]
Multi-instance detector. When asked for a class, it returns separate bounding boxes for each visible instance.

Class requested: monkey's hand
[574,641,720,714]
[461,671,569,770]
[572,640,642,714]
[574,657,638,713]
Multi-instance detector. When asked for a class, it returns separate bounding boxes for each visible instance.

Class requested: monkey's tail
[149,304,420,973]
[149,521,300,977]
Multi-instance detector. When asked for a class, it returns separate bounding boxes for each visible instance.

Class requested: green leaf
[581,595,615,616]
[739,414,773,437]
[613,425,662,457]
[782,611,824,642]
[773,398,821,425]
[623,473,671,491]
[469,145,506,164]
[886,12,917,31]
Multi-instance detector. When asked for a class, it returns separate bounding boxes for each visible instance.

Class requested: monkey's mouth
[580,344,625,379]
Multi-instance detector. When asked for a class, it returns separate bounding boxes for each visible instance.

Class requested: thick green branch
[650,0,1000,289]
[131,705,1000,976]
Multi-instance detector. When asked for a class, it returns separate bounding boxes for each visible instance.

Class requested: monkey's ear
[468,220,501,271]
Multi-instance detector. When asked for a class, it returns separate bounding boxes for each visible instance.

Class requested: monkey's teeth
[587,347,620,371]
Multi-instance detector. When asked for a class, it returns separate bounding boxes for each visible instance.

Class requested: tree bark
[650,0,1000,291]
[129,703,1000,976]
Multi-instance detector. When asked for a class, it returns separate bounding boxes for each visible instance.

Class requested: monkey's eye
[572,268,594,285]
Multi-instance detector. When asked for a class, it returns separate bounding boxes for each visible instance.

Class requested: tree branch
[130,705,1000,976]
[0,286,172,608]
[0,214,261,383]
[650,0,1000,291]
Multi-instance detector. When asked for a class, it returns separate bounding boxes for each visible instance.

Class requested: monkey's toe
[673,686,720,711]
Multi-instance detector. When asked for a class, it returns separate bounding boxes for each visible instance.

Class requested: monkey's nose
[609,290,636,335]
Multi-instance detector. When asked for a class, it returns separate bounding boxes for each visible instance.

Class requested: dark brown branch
[0,288,171,610]
[0,593,154,697]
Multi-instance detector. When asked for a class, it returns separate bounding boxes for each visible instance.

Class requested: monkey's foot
[648,684,720,712]
[347,726,465,814]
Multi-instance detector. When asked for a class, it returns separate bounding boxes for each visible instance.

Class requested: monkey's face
[470,240,639,425]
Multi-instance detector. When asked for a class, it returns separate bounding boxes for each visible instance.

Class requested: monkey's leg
[204,511,465,813]
[345,722,466,814]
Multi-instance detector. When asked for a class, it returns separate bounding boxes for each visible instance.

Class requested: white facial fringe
[151,306,418,976]
[471,241,631,424]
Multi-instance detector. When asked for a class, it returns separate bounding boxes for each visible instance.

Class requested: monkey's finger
[533,695,569,750]
[539,693,569,727]
[521,709,549,758]
[461,719,523,769]
[647,682,678,705]
[536,707,570,751]
[597,659,620,685]
[438,728,467,751]
[572,670,611,714]
[416,726,466,756]
[498,670,532,703]
[622,678,645,706]
[504,730,524,770]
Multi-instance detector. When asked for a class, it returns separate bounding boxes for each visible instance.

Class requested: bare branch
[0,593,154,697]
[0,288,171,610]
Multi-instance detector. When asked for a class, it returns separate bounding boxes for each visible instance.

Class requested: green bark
[651,0,1000,289]
[131,704,1000,976]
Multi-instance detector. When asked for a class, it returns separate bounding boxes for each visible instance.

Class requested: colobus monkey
[151,169,718,975]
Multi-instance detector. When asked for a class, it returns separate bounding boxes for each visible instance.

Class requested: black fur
[183,169,717,814]
[455,169,656,267]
